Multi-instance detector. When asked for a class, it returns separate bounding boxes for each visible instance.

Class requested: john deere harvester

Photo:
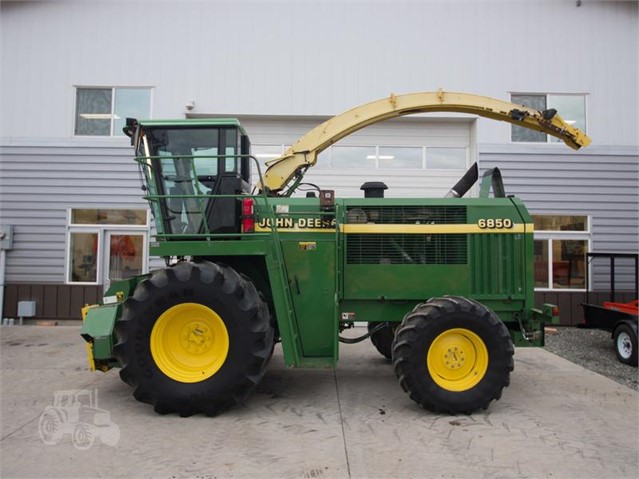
[81,91,591,416]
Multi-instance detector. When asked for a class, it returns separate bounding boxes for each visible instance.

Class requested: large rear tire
[113,261,274,416]
[392,296,514,414]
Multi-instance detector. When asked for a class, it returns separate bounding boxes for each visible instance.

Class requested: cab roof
[139,118,247,135]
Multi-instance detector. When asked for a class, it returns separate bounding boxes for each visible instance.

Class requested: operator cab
[125,119,252,238]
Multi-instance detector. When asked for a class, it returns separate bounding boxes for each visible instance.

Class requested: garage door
[241,116,475,199]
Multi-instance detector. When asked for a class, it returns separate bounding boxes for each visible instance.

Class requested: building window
[69,232,99,283]
[309,145,469,170]
[533,215,589,290]
[378,147,423,169]
[75,87,152,137]
[332,146,376,169]
[71,208,148,226]
[511,94,586,143]
[67,208,149,285]
[427,147,467,170]
[107,234,145,282]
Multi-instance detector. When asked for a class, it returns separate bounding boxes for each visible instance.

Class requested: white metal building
[1,0,637,323]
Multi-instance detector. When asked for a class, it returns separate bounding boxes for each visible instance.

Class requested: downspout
[0,249,6,321]
[0,226,13,322]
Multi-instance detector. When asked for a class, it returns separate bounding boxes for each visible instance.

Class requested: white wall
[1,0,637,146]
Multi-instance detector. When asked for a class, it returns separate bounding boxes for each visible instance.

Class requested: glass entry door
[103,231,146,290]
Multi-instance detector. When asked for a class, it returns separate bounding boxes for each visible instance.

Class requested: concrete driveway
[1,325,637,479]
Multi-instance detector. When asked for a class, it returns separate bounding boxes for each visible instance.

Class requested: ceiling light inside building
[80,113,117,120]
[367,155,394,160]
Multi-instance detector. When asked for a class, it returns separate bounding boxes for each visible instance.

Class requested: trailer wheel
[613,323,638,366]
[367,322,396,361]
[392,296,514,414]
[113,261,274,416]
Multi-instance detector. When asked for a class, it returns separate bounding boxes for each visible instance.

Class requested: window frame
[65,208,150,285]
[510,92,587,145]
[73,86,153,138]
[66,229,101,285]
[69,208,149,227]
[532,214,591,292]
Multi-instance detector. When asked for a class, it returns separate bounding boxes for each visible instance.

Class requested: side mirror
[123,118,138,145]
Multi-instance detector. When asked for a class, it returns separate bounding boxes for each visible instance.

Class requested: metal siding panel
[84,287,99,308]
[69,287,86,320]
[43,286,59,319]
[2,283,102,320]
[0,144,149,284]
[29,285,44,317]
[56,286,71,319]
[536,291,588,326]
[480,150,638,291]
[556,294,573,325]
[570,292,586,324]
[3,285,18,317]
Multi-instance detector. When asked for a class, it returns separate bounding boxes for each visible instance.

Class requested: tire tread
[392,295,514,414]
[113,261,274,416]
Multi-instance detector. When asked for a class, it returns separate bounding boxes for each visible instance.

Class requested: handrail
[137,153,335,242]
[136,153,276,241]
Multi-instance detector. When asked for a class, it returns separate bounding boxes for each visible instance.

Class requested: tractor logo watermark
[38,389,120,450]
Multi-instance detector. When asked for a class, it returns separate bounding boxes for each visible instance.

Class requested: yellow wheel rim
[427,328,488,392]
[150,303,229,383]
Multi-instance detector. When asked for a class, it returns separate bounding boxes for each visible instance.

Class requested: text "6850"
[477,218,513,229]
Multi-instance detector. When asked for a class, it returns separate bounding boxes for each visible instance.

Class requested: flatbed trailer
[580,252,638,366]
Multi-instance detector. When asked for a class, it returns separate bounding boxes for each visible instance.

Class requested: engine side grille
[345,206,468,265]
[347,205,467,225]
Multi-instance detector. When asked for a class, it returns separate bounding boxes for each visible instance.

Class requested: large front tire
[113,261,274,416]
[392,296,514,414]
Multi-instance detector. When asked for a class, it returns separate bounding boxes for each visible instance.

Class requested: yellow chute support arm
[260,90,591,194]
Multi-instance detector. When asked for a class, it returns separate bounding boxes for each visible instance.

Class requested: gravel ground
[544,327,638,391]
